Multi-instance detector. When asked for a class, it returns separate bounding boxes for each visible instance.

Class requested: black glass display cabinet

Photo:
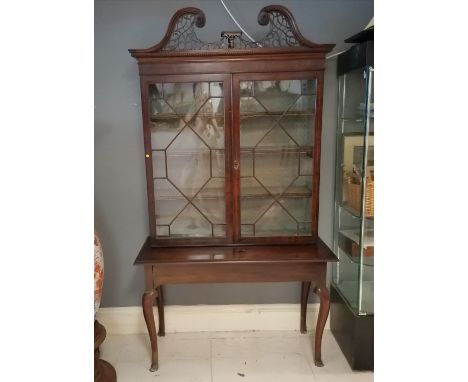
[330,25,374,371]
[129,6,337,372]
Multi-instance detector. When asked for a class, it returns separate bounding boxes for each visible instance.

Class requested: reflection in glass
[171,204,212,237]
[152,151,166,178]
[239,79,316,237]
[256,202,297,236]
[150,82,226,238]
[193,178,225,224]
[154,179,187,225]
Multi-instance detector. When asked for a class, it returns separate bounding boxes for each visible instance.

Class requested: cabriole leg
[156,285,165,336]
[142,289,159,371]
[300,281,311,333]
[313,284,330,367]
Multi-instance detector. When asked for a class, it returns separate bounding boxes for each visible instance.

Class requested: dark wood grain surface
[129,5,336,370]
[135,236,337,264]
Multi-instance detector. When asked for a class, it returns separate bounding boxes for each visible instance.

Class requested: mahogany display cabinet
[129,6,337,372]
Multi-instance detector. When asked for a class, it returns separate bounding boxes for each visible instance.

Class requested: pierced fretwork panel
[150,81,226,238]
[239,79,316,237]
[154,6,319,52]
[256,10,301,48]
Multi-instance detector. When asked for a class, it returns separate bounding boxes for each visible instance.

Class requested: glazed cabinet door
[232,72,323,244]
[142,74,232,245]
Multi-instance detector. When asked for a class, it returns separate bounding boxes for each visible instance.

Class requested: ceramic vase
[94,231,104,318]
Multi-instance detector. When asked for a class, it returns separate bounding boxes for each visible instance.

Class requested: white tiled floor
[100,331,373,382]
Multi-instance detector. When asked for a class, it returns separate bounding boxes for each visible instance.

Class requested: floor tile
[158,335,211,360]
[101,334,151,364]
[101,333,211,364]
[100,331,373,382]
[114,359,211,382]
[212,335,305,359]
[212,354,314,382]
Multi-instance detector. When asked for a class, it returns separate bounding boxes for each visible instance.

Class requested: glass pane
[300,79,317,95]
[255,202,297,237]
[334,67,374,315]
[241,224,254,237]
[279,95,316,147]
[212,149,225,177]
[192,178,225,224]
[191,98,224,149]
[254,80,300,113]
[239,78,316,237]
[340,135,374,214]
[255,147,298,196]
[154,179,188,225]
[210,82,224,97]
[279,197,311,222]
[240,178,273,224]
[240,81,253,96]
[213,225,226,237]
[298,222,312,235]
[149,81,226,238]
[156,225,169,237]
[166,128,211,198]
[171,204,212,237]
[240,149,253,177]
[150,118,185,150]
[360,203,374,314]
[299,151,313,176]
[152,151,166,178]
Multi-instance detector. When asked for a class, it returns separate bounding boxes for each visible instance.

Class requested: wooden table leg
[157,285,165,336]
[313,284,330,367]
[300,281,311,333]
[142,289,159,371]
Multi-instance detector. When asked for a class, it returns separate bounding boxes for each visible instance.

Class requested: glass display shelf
[340,119,374,134]
[334,279,374,313]
[337,228,374,267]
[338,203,374,221]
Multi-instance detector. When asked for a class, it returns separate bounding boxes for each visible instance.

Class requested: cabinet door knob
[233,160,239,170]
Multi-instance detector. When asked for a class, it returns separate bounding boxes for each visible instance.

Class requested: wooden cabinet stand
[136,238,336,370]
[129,6,336,371]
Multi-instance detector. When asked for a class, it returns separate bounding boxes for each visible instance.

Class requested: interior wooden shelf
[152,147,313,156]
[151,114,223,121]
[240,111,315,118]
[155,186,312,200]
[150,111,314,122]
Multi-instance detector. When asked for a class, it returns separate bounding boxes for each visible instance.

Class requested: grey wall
[95,0,373,307]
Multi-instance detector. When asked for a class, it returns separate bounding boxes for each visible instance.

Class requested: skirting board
[97,303,328,335]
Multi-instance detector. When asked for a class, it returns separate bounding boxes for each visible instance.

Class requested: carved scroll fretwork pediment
[129,6,334,57]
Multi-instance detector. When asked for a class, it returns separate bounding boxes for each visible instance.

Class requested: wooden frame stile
[140,76,157,239]
[129,5,337,372]
[230,72,241,243]
[312,71,325,243]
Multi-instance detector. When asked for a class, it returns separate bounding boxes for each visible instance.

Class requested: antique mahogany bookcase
[129,6,337,372]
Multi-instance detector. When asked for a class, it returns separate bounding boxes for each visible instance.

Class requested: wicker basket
[345,176,374,217]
